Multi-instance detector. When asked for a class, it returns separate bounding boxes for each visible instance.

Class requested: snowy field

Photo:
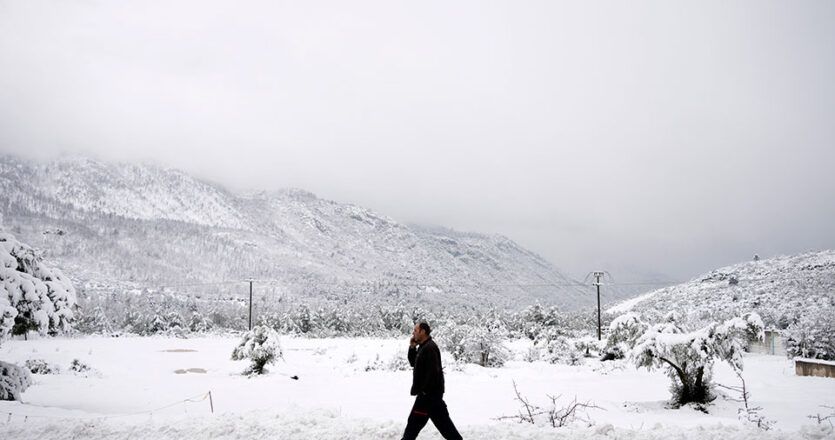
[1,335,833,439]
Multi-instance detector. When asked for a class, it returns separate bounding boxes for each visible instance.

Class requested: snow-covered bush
[507,304,604,341]
[382,307,411,335]
[536,331,585,366]
[573,336,602,358]
[25,359,59,375]
[599,345,624,362]
[0,288,14,340]
[613,311,763,406]
[0,360,32,401]
[785,307,835,361]
[602,312,649,361]
[510,304,565,341]
[0,232,77,339]
[606,312,647,350]
[542,336,575,365]
[345,352,358,364]
[363,353,411,372]
[522,346,541,362]
[470,324,510,368]
[438,321,469,362]
[70,358,91,373]
[438,320,509,368]
[231,325,283,375]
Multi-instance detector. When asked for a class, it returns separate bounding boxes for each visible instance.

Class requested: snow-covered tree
[785,307,835,360]
[468,323,509,367]
[231,325,283,375]
[0,288,15,341]
[1,232,77,338]
[122,309,144,334]
[606,312,648,353]
[573,335,603,358]
[286,304,316,334]
[86,305,113,335]
[0,233,76,338]
[438,320,509,367]
[0,360,32,401]
[188,310,213,333]
[534,328,585,366]
[166,310,185,334]
[149,310,168,335]
[512,304,553,340]
[319,307,349,336]
[611,311,763,406]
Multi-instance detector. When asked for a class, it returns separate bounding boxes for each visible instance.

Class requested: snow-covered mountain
[1,156,248,229]
[0,155,603,310]
[607,251,835,328]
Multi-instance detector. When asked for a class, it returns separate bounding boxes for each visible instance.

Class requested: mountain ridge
[0,154,605,310]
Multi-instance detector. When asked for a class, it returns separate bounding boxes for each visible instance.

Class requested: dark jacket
[408,337,445,396]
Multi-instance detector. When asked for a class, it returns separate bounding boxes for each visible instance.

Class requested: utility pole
[593,271,605,340]
[248,280,253,330]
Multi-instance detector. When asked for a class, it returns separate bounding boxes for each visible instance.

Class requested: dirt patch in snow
[174,368,207,374]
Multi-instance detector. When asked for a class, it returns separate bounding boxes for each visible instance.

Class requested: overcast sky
[1,1,834,282]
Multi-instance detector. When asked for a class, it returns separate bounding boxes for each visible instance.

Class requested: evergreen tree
[189,310,212,333]
[89,305,112,335]
[0,231,76,400]
[1,232,77,338]
[231,325,283,375]
[149,311,168,334]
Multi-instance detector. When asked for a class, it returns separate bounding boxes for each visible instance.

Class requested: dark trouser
[401,394,463,440]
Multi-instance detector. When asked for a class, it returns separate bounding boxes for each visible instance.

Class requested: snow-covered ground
[1,335,833,439]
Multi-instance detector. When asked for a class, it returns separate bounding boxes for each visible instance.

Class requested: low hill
[607,250,835,329]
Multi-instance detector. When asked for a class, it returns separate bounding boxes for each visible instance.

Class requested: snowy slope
[0,155,595,310]
[606,251,835,328]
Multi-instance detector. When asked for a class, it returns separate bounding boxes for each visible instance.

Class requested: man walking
[401,321,463,440]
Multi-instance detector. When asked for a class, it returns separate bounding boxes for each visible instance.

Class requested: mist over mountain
[0,155,623,311]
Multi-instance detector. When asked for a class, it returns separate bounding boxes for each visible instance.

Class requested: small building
[795,358,835,379]
[748,329,787,356]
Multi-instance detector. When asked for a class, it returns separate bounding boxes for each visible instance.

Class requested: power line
[75,275,833,295]
[246,278,591,287]
[597,281,682,286]
[81,280,243,291]
[82,279,595,290]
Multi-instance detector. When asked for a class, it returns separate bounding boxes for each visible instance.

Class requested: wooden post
[248,280,253,330]
[593,271,604,340]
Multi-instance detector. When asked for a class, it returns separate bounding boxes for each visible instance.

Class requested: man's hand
[409,336,417,348]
